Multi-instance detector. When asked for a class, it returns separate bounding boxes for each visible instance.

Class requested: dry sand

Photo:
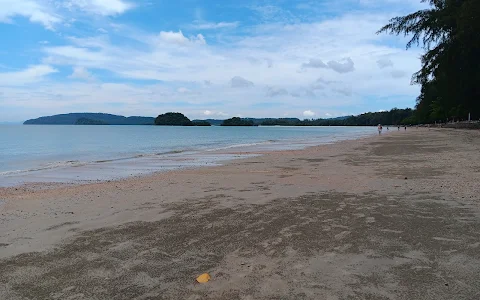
[1,128,480,299]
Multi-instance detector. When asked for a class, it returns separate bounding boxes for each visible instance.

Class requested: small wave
[0,160,85,176]
[1,150,195,176]
[206,141,275,152]
[94,156,141,163]
[155,149,186,156]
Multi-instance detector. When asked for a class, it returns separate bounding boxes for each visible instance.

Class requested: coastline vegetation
[154,112,195,126]
[378,0,480,123]
[221,117,255,126]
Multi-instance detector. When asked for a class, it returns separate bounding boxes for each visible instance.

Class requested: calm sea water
[0,125,375,186]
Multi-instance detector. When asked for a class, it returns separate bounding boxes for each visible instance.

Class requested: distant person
[378,124,383,135]
[387,126,389,130]
[397,126,400,131]
[404,126,407,131]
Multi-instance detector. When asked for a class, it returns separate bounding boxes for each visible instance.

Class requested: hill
[74,118,109,125]
[155,112,194,126]
[221,117,256,126]
[24,113,155,125]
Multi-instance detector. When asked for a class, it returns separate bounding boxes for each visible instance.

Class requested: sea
[0,125,376,187]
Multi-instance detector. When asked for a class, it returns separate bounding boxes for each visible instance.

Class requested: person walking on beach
[378,124,383,135]
[397,125,400,131]
[404,126,407,131]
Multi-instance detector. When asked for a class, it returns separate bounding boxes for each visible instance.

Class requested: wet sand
[1,128,480,299]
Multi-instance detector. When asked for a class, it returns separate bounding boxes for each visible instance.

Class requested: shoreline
[0,127,376,188]
[1,128,480,299]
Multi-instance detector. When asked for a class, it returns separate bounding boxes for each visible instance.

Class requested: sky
[0,0,428,122]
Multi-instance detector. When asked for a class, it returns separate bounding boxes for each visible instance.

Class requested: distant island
[221,117,255,126]
[155,112,194,126]
[74,118,109,125]
[154,112,211,126]
[23,108,417,126]
[24,113,155,125]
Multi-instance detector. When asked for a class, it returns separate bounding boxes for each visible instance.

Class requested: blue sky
[0,0,427,122]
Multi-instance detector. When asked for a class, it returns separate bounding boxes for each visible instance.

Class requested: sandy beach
[1,128,480,299]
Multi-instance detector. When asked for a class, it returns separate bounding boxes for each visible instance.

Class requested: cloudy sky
[0,0,427,122]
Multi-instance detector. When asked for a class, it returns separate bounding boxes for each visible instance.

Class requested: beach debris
[196,273,211,283]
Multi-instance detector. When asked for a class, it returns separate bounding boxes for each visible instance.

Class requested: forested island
[221,117,256,126]
[154,112,211,126]
[24,113,155,125]
[155,112,193,126]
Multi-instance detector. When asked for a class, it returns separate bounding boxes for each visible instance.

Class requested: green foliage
[400,116,417,125]
[260,118,302,126]
[191,120,212,126]
[155,112,193,126]
[74,118,109,125]
[221,117,255,126]
[378,0,480,121]
[261,108,415,126]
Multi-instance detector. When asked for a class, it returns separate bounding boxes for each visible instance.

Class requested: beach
[1,128,480,299]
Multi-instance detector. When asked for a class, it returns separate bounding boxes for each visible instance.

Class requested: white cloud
[303,110,316,117]
[266,86,288,97]
[158,30,206,46]
[230,76,254,88]
[302,57,355,73]
[0,0,132,31]
[69,66,94,81]
[325,113,332,117]
[302,58,327,69]
[0,65,57,86]
[97,28,108,33]
[327,57,355,73]
[0,0,61,29]
[191,21,239,30]
[203,110,228,117]
[64,0,133,16]
[377,58,393,68]
[249,4,298,23]
[311,78,333,90]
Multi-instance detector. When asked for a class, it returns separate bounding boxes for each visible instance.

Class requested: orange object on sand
[196,273,211,283]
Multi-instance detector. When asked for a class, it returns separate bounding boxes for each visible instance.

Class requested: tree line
[261,108,415,126]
